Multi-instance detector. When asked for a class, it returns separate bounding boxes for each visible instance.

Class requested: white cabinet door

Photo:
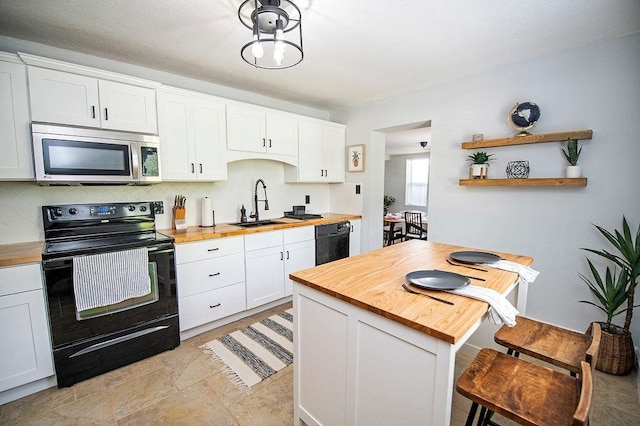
[179,282,246,332]
[295,120,324,181]
[349,219,361,256]
[28,67,100,128]
[193,98,227,181]
[266,112,297,156]
[284,239,315,296]
[28,67,157,133]
[0,264,54,392]
[158,90,227,181]
[226,104,266,153]
[157,91,196,180]
[0,56,33,180]
[323,124,346,182]
[285,119,345,183]
[98,80,157,133]
[245,245,285,309]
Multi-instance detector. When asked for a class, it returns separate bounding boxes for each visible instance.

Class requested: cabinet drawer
[0,263,42,296]
[176,236,244,264]
[284,226,314,244]
[177,253,245,298]
[178,282,246,331]
[244,230,283,251]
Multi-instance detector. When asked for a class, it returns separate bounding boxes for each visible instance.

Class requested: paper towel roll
[201,197,214,227]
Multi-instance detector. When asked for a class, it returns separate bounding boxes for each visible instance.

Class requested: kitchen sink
[231,220,280,228]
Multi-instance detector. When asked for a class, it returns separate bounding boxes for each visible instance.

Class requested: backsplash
[0,160,334,244]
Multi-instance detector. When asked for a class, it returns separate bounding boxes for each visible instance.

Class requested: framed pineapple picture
[348,144,365,172]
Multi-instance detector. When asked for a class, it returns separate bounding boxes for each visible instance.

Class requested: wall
[333,33,640,348]
[384,153,430,214]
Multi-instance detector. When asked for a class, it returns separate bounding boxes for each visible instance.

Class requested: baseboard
[0,375,57,405]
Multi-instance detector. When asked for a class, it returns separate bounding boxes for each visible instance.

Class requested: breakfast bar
[289,240,533,426]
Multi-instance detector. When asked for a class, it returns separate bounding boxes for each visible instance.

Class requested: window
[405,158,429,206]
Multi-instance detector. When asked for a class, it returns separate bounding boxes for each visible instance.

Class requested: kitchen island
[289,240,533,426]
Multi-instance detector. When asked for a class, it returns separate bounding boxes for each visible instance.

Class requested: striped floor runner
[201,308,293,389]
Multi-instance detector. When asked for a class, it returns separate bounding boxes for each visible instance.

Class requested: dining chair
[456,348,595,426]
[383,225,403,246]
[494,316,602,377]
[403,212,427,240]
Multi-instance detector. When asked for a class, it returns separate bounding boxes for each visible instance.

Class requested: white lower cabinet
[0,263,54,392]
[176,236,246,331]
[245,226,315,309]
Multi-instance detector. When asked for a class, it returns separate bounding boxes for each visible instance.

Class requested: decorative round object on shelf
[506,161,530,179]
[507,102,540,136]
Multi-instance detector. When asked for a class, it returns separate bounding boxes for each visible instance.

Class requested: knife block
[173,207,186,230]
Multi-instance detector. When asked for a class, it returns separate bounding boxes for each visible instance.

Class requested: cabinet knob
[207,248,219,252]
[209,272,221,277]
[104,108,109,121]
[199,163,203,174]
[268,139,272,148]
[263,138,266,147]
[209,303,221,309]
[191,163,195,173]
[91,105,96,119]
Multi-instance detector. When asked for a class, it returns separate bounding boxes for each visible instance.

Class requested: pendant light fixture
[239,0,303,70]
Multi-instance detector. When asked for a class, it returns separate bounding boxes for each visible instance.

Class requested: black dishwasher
[315,221,350,265]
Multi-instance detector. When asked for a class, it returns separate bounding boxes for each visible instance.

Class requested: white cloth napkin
[483,259,540,284]
[446,284,519,326]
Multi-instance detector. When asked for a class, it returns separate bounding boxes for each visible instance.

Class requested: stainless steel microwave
[32,123,161,185]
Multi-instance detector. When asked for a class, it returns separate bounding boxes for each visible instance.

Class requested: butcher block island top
[289,239,533,344]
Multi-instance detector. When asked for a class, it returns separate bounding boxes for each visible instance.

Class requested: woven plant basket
[591,322,636,375]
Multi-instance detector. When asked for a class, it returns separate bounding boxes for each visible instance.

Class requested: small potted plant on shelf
[562,138,582,178]
[580,216,640,375]
[467,151,494,179]
[383,195,396,216]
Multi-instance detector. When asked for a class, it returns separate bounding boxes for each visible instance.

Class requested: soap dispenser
[240,204,247,223]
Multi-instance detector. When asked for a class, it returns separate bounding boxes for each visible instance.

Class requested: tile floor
[2,302,639,425]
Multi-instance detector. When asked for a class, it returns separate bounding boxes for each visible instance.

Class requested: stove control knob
[68,208,78,215]
[53,208,63,217]
[139,205,147,212]
[128,205,136,212]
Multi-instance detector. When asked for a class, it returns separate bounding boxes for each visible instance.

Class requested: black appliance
[315,221,350,265]
[41,201,179,388]
[284,205,323,220]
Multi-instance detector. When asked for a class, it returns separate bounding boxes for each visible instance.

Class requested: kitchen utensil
[435,269,486,282]
[405,270,470,290]
[450,251,502,264]
[446,259,489,272]
[401,284,454,305]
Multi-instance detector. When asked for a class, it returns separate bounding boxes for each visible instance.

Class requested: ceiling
[0,1,638,113]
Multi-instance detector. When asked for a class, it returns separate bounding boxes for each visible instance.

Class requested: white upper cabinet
[0,53,33,180]
[227,104,298,160]
[285,119,345,183]
[27,67,157,134]
[157,88,227,181]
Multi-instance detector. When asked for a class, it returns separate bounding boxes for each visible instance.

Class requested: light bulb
[273,42,285,65]
[251,26,264,58]
[252,41,264,58]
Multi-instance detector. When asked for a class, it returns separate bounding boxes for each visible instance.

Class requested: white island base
[294,284,480,426]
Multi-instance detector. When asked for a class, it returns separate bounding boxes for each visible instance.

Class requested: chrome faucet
[250,179,269,222]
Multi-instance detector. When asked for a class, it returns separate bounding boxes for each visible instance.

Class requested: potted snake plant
[580,216,640,375]
[562,138,582,178]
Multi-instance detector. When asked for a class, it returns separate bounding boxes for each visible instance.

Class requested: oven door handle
[43,244,175,266]
[69,325,169,358]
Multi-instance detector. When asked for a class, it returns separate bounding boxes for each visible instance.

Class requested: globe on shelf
[507,102,540,136]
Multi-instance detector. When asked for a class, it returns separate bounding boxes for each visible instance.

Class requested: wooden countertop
[160,213,361,243]
[289,240,534,345]
[0,241,44,267]
[0,214,360,266]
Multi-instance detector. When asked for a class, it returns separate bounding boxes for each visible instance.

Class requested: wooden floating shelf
[462,130,593,149]
[459,178,588,187]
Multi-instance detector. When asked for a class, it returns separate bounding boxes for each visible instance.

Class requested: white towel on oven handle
[73,247,150,312]
[446,284,519,327]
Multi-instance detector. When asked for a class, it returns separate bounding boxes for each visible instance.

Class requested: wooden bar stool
[494,316,601,376]
[456,348,594,426]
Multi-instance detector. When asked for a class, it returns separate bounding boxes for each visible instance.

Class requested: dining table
[290,239,533,426]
